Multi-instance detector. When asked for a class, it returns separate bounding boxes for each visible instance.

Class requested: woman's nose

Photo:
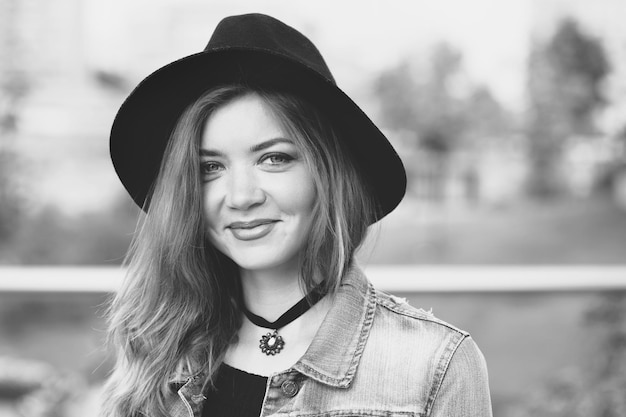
[225,167,266,210]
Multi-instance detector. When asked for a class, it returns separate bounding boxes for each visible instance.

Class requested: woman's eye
[201,161,223,176]
[261,153,294,166]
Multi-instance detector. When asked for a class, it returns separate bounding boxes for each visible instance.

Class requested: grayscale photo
[1,1,625,416]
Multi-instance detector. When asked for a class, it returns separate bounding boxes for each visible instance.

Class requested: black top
[202,364,268,417]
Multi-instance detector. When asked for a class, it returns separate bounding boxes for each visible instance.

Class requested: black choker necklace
[242,286,325,356]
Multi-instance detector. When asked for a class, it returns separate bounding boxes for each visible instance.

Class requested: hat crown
[206,13,335,84]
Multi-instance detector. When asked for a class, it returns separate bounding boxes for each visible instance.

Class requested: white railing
[0,266,625,292]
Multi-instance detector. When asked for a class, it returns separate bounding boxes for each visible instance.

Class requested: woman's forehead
[200,94,290,151]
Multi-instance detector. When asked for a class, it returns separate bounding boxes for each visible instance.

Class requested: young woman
[104,13,492,417]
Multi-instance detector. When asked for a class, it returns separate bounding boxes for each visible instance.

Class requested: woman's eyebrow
[250,138,294,153]
[199,149,222,157]
[199,138,294,157]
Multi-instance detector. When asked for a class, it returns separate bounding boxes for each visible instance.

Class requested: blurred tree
[374,43,469,154]
[93,69,131,93]
[0,150,23,251]
[466,86,512,140]
[526,18,610,197]
[584,292,626,416]
[0,0,29,257]
[374,43,511,201]
[512,292,626,417]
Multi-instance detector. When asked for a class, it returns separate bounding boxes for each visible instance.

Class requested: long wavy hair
[101,84,377,417]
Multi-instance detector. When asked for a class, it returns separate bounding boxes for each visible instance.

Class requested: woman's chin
[226,251,299,274]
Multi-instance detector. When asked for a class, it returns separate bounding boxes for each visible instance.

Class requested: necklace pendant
[259,330,285,355]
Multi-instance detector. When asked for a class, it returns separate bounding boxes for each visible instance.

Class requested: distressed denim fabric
[167,266,493,417]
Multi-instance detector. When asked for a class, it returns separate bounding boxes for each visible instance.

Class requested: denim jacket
[166,267,493,417]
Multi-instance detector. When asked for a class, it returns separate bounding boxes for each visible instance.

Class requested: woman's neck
[239,266,306,322]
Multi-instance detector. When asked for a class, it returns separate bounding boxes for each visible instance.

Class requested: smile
[227,219,278,241]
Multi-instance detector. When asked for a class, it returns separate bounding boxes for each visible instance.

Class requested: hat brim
[110,48,406,221]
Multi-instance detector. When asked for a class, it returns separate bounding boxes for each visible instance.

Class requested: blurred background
[1,0,625,415]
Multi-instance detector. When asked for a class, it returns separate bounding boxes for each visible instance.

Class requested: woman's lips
[228,219,277,241]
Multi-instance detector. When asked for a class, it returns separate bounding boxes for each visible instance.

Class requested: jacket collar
[293,265,376,388]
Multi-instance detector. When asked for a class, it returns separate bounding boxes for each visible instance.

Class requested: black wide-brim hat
[110,13,406,221]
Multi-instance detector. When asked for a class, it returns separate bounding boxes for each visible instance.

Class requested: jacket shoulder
[374,287,469,338]
[350,287,485,415]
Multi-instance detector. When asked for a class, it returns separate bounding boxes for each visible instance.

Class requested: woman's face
[200,94,317,275]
